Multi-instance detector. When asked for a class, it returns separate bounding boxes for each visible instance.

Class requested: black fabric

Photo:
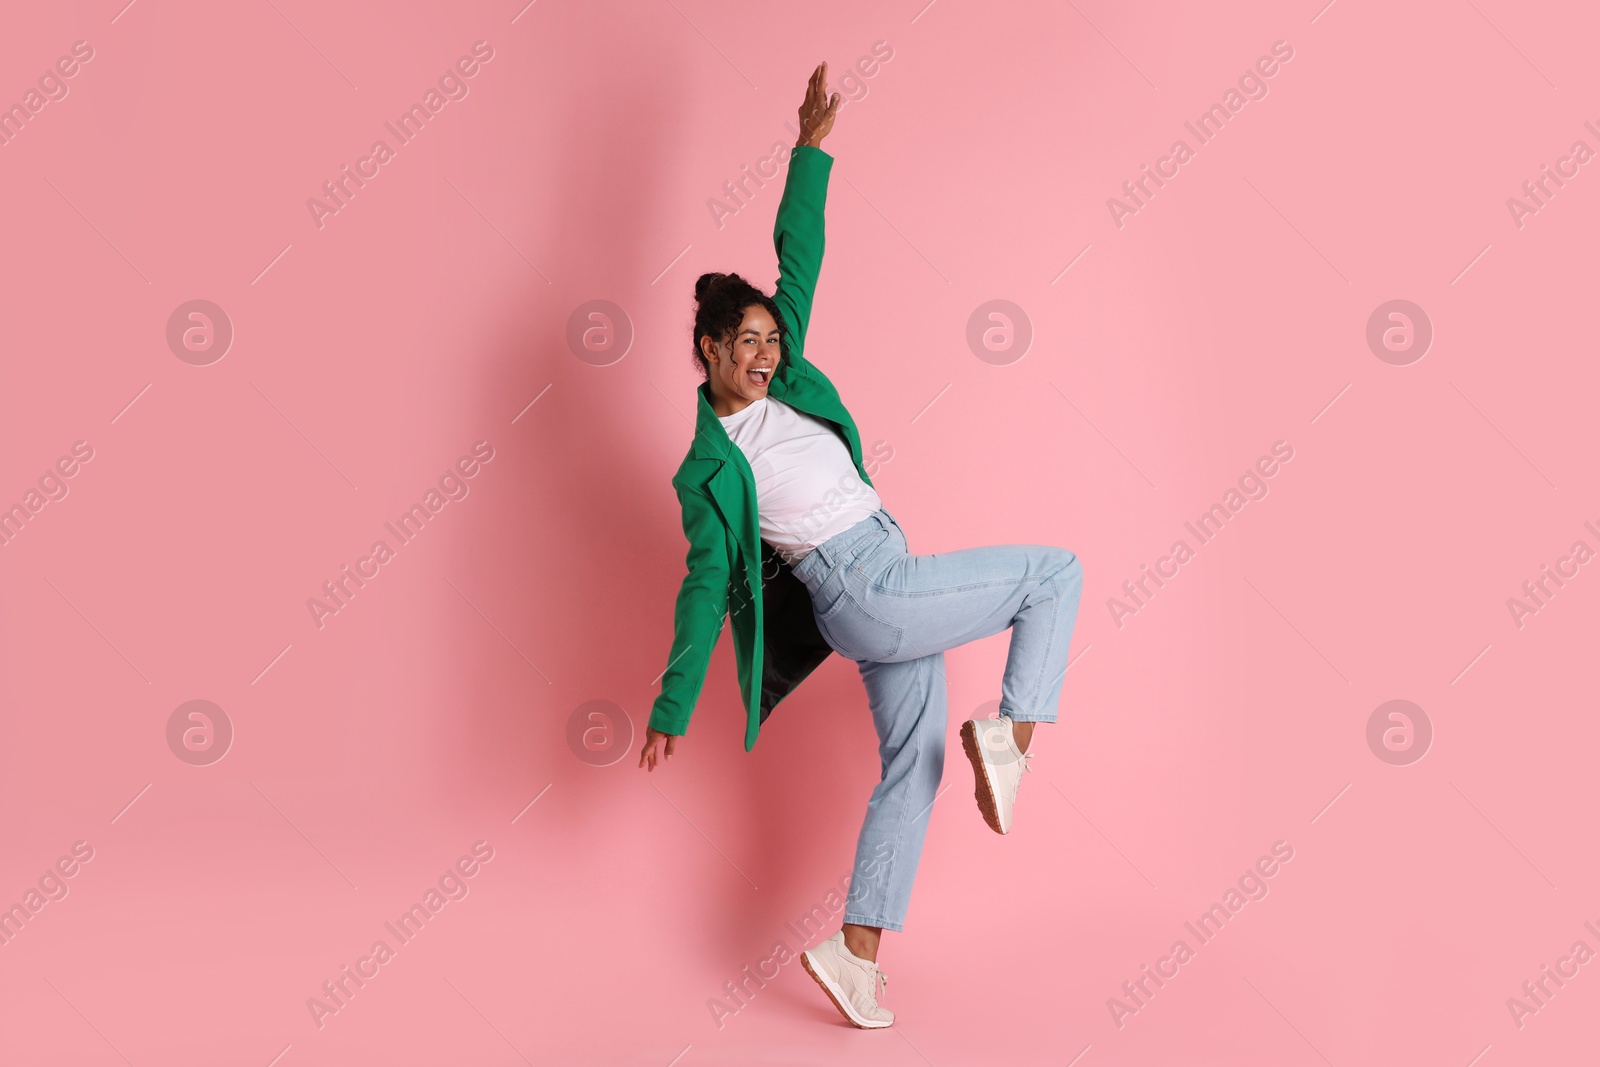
[757,539,834,724]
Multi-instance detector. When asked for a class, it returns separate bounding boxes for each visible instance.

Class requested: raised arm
[772,63,841,370]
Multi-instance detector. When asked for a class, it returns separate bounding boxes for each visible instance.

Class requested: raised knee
[1050,547,1082,581]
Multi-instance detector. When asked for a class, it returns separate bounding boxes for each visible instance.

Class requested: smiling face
[703,304,781,416]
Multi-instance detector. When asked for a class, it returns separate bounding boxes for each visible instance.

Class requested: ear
[700,332,722,365]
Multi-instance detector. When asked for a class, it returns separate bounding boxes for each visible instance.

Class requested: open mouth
[748,367,772,386]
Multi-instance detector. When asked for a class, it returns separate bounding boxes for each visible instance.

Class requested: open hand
[796,61,842,148]
[638,727,679,772]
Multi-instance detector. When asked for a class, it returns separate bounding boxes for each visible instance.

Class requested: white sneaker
[960,715,1033,834]
[800,930,893,1028]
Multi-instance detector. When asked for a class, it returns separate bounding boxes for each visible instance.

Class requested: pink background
[2,1,1596,1064]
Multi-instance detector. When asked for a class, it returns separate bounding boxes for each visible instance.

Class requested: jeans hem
[997,708,1058,724]
[842,912,905,933]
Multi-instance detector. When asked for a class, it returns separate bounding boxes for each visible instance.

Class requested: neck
[711,389,757,418]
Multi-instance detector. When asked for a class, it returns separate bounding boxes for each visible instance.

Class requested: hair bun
[694,272,729,301]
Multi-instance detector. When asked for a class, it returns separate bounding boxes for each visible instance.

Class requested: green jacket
[648,145,875,751]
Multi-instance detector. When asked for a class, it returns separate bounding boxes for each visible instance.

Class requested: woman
[637,62,1084,1029]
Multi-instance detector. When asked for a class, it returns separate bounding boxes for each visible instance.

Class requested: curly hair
[690,272,790,380]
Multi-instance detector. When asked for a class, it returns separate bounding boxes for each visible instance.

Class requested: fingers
[799,62,835,140]
[637,730,678,772]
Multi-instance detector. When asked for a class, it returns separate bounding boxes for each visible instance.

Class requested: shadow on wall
[440,61,882,966]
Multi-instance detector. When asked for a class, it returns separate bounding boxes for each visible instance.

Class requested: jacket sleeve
[772,144,834,373]
[647,483,732,737]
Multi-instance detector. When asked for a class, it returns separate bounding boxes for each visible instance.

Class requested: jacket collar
[689,358,806,463]
[688,360,819,561]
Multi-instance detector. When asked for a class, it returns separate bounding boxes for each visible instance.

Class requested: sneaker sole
[960,719,1008,835]
[800,948,893,1029]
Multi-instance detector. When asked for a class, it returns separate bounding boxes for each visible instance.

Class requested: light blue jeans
[790,506,1084,932]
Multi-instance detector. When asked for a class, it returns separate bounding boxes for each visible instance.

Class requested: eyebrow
[738,327,780,335]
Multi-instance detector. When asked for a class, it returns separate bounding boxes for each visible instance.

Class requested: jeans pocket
[806,566,847,621]
[848,527,893,571]
[816,585,903,661]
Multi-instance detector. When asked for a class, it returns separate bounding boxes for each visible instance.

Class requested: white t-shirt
[717,396,882,565]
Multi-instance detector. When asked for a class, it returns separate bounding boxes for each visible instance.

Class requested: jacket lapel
[692,383,759,576]
[689,364,869,562]
[773,364,871,486]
